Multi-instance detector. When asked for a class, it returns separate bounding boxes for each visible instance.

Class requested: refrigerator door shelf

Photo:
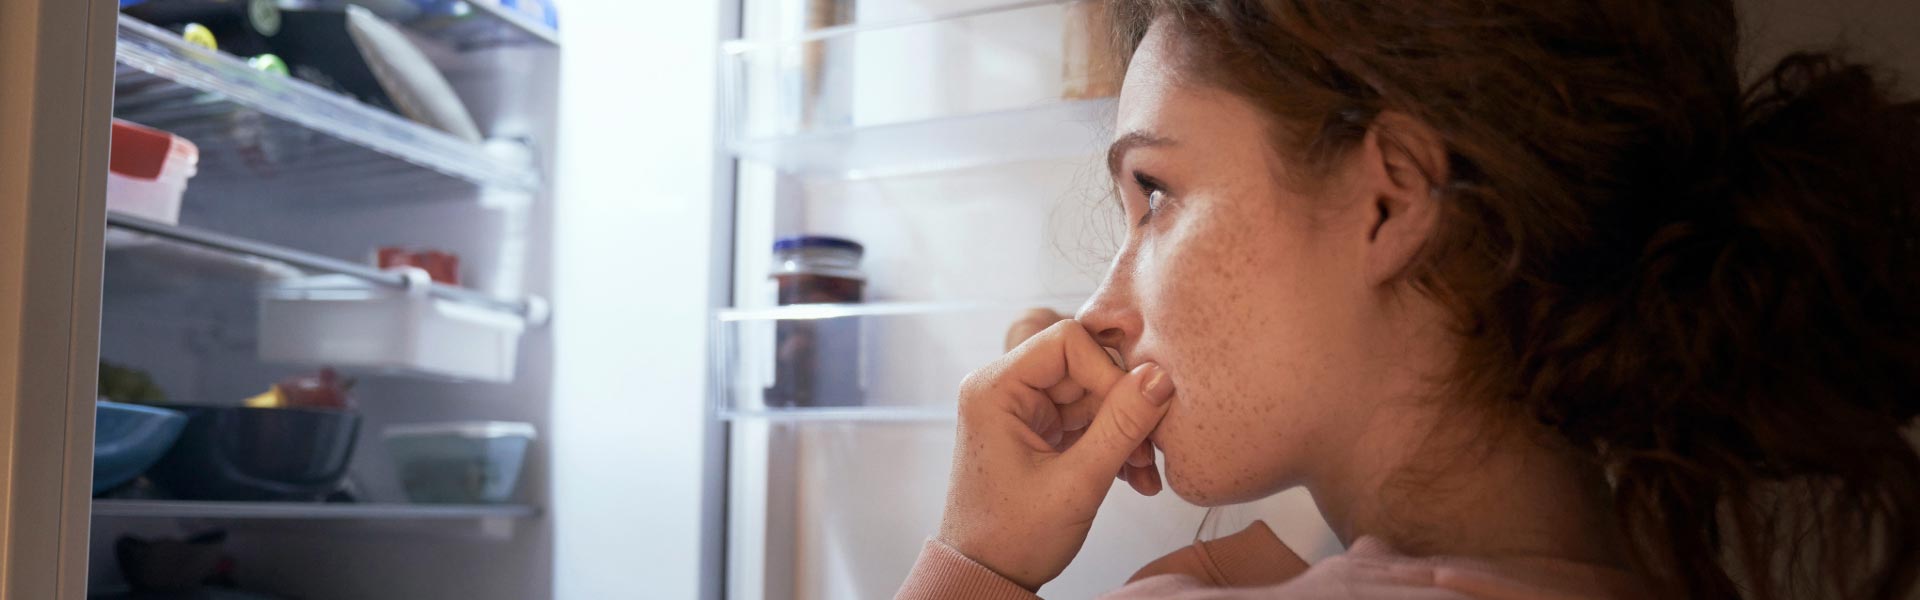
[723,0,1116,177]
[730,98,1113,178]
[714,299,1082,421]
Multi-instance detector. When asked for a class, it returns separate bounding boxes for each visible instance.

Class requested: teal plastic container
[384,421,534,504]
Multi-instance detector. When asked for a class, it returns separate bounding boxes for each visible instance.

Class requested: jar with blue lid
[771,235,865,305]
[767,236,865,407]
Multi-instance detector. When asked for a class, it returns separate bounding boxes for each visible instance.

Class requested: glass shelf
[112,16,541,198]
[290,0,559,50]
[104,225,303,295]
[714,299,1082,421]
[723,0,1117,176]
[91,499,538,520]
[399,0,560,50]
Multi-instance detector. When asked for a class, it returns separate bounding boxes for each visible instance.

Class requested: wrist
[935,532,1045,592]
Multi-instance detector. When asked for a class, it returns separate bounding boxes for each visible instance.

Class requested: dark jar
[766,236,865,408]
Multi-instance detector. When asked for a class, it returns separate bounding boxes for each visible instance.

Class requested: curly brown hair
[1106,1,1920,598]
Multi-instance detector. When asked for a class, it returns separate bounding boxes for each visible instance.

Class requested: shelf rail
[107,213,549,324]
[91,499,540,520]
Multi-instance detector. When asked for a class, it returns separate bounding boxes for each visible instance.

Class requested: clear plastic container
[383,421,535,504]
[106,119,199,225]
[257,273,525,382]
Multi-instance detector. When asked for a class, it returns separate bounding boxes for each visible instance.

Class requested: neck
[1306,400,1630,567]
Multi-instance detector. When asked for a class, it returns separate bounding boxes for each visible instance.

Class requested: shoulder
[1105,559,1483,600]
[1103,534,1647,600]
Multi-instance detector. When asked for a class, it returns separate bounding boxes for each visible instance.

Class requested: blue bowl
[94,401,188,494]
[147,405,361,501]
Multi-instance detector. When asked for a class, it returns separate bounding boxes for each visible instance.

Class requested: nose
[1076,266,1143,354]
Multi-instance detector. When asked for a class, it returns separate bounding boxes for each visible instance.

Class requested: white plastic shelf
[92,499,538,520]
[722,0,1117,176]
[112,16,540,198]
[714,299,1082,422]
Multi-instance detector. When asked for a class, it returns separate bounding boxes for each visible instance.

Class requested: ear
[1357,111,1448,287]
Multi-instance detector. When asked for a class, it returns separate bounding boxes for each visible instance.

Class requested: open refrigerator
[7,0,566,597]
[2,0,1345,598]
[711,1,1340,599]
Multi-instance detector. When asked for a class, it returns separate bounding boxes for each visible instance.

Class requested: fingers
[1123,464,1162,496]
[967,320,1127,433]
[1126,440,1153,468]
[1055,426,1086,452]
[1064,362,1175,478]
[1001,320,1126,400]
[1121,441,1160,495]
[1005,308,1066,352]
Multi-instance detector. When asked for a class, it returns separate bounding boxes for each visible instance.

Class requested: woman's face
[1078,21,1438,506]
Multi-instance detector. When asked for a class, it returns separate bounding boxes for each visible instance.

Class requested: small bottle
[766,236,865,408]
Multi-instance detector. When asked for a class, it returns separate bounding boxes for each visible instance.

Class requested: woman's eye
[1134,172,1168,225]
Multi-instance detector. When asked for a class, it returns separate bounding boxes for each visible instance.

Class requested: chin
[1162,459,1257,507]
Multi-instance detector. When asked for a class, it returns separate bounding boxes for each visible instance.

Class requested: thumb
[1065,362,1175,476]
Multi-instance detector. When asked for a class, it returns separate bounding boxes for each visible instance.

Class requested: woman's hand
[937,318,1177,591]
[1004,309,1164,496]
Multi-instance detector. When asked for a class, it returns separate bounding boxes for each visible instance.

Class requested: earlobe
[1363,112,1448,286]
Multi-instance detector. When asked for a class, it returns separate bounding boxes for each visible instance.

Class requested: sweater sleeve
[894,539,1042,600]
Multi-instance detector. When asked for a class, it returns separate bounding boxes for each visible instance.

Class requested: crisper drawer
[724,0,1119,175]
[258,275,526,382]
[714,300,1082,421]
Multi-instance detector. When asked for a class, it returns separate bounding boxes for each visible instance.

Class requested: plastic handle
[392,266,436,299]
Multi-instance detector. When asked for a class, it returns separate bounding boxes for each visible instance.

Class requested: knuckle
[958,369,990,403]
[1040,318,1078,340]
[1106,408,1151,444]
[956,365,1006,418]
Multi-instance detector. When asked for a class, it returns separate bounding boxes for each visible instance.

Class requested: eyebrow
[1105,131,1177,179]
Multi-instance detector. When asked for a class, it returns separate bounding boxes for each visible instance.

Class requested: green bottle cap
[248,53,290,77]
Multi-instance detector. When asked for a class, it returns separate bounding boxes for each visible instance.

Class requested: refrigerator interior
[88,7,559,598]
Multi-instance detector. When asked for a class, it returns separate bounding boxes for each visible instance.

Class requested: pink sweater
[896,521,1649,599]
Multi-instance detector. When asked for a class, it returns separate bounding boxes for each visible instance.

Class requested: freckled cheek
[1139,208,1283,504]
[1152,382,1243,503]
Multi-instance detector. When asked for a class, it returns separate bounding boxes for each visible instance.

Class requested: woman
[897,1,1920,599]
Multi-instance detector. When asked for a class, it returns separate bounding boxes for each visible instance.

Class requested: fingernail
[1138,363,1173,405]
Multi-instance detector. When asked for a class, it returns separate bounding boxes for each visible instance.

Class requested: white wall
[550,0,725,598]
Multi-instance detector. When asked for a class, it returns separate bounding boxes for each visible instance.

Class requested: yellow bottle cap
[181,23,218,51]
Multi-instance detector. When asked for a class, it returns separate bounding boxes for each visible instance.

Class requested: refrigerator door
[715,2,1346,597]
[0,0,118,598]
